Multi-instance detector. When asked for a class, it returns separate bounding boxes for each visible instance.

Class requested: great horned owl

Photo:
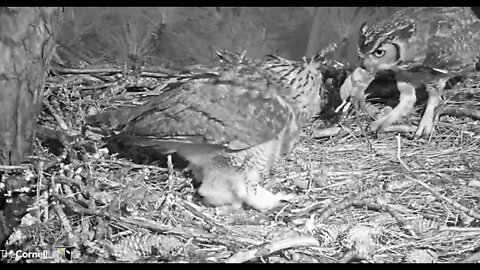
[340,7,480,137]
[90,51,334,211]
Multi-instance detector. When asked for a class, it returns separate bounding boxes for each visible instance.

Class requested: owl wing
[422,19,480,72]
[108,70,294,157]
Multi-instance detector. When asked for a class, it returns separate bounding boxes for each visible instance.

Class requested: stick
[97,159,168,171]
[167,154,174,189]
[396,134,410,171]
[0,165,32,171]
[49,67,121,75]
[312,127,341,138]
[352,202,418,237]
[44,100,69,131]
[176,199,227,230]
[36,161,44,222]
[54,195,262,246]
[224,237,320,263]
[53,201,78,246]
[383,125,418,133]
[339,249,360,263]
[50,67,176,77]
[317,185,383,223]
[440,106,480,120]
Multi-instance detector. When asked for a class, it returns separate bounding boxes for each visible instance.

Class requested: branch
[224,237,319,263]
[317,185,383,223]
[44,99,69,131]
[440,106,480,120]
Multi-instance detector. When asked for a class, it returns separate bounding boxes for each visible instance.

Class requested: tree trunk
[0,7,62,247]
[0,7,62,165]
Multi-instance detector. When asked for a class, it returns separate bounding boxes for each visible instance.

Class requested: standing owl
[340,7,480,137]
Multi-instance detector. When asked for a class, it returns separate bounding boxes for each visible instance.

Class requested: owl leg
[415,80,445,137]
[370,81,417,131]
[281,120,299,161]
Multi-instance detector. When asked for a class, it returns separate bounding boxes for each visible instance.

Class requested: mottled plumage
[340,7,480,137]
[91,51,332,211]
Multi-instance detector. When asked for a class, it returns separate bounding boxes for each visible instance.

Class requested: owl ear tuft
[360,22,369,35]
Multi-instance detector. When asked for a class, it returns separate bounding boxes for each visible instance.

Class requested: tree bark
[0,7,62,247]
[0,7,62,165]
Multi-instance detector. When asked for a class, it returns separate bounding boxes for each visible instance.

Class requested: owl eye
[373,49,386,58]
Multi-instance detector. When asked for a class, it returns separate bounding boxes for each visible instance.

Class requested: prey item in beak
[335,67,375,113]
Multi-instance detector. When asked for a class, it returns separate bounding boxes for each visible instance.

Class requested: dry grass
[1,68,480,263]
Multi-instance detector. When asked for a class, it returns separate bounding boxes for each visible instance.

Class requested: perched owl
[340,7,480,137]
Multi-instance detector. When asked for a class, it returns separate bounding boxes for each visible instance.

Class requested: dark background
[54,7,480,70]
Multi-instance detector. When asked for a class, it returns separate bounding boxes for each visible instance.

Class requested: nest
[1,65,480,263]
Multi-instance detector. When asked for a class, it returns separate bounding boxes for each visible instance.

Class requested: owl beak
[360,61,366,70]
[360,58,376,73]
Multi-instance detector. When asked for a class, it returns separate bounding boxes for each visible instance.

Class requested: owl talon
[215,203,243,215]
[242,186,293,211]
[274,191,295,202]
[369,117,391,132]
[369,121,381,132]
[415,119,435,138]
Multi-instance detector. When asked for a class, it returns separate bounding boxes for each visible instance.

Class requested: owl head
[357,16,417,73]
[356,7,479,74]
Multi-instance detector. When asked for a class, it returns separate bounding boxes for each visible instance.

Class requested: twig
[56,175,85,188]
[44,99,69,131]
[352,201,418,237]
[317,184,383,223]
[396,133,410,171]
[311,126,341,138]
[78,82,116,91]
[0,165,32,171]
[176,199,228,230]
[53,195,261,246]
[167,154,174,189]
[339,249,360,263]
[140,71,171,78]
[53,201,78,246]
[440,106,480,120]
[53,194,99,215]
[224,237,319,263]
[35,124,76,145]
[118,216,261,246]
[36,161,44,222]
[142,66,176,75]
[97,159,168,171]
[438,226,480,232]
[383,125,418,134]
[309,178,353,193]
[49,66,176,77]
[49,67,121,75]
[43,154,68,171]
